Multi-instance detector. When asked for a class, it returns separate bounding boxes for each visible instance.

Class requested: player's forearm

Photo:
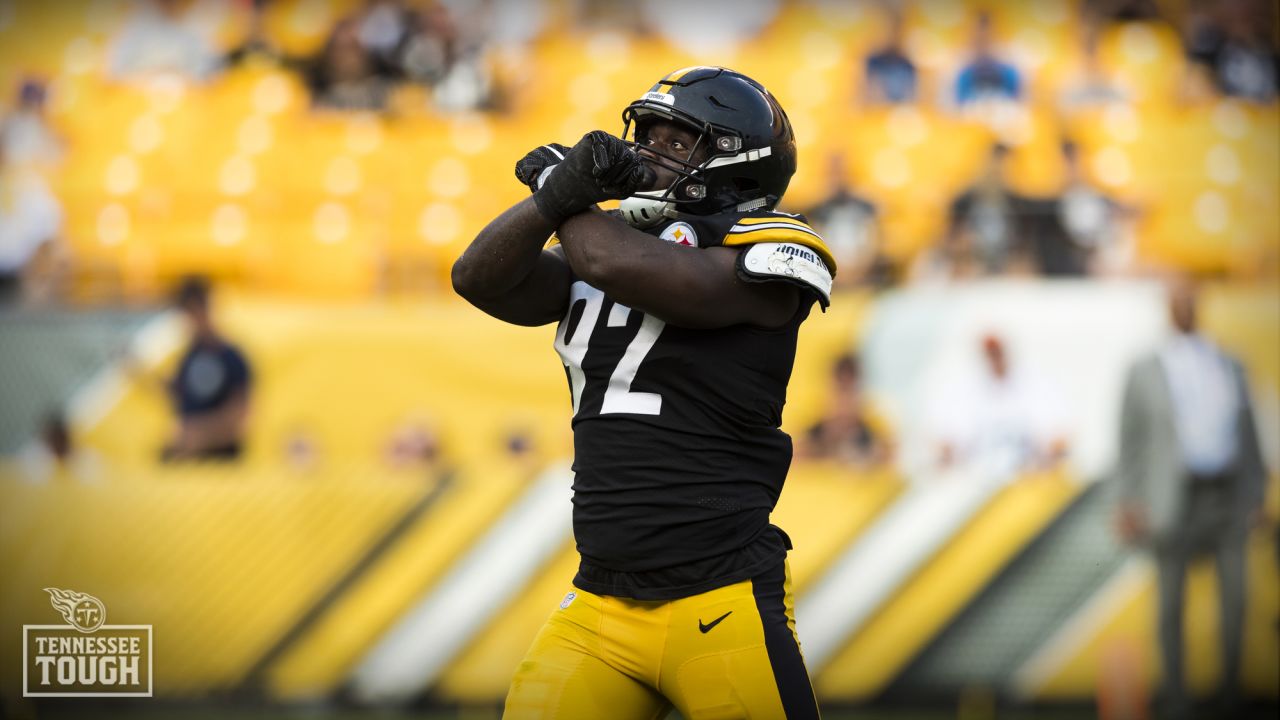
[557,210,674,301]
[557,211,799,329]
[452,196,556,301]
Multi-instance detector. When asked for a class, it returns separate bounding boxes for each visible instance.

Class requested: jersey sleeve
[722,212,837,308]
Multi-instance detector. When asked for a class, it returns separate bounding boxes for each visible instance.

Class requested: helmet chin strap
[619,189,678,228]
[621,188,770,228]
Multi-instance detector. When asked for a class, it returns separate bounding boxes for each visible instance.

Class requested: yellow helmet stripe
[734,216,818,230]
[656,66,710,92]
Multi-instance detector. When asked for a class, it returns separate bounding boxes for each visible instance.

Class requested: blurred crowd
[106,0,511,111]
[0,0,523,306]
[0,0,1275,301]
[1,0,1277,480]
[810,0,1276,289]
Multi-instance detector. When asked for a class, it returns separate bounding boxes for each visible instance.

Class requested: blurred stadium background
[0,0,1276,718]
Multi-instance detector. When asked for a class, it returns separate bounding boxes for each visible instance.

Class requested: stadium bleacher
[1,0,1274,301]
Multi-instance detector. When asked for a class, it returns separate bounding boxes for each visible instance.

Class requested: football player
[453,66,834,720]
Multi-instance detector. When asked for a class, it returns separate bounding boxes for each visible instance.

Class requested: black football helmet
[618,66,797,227]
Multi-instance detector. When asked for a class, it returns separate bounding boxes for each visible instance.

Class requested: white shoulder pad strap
[738,242,833,308]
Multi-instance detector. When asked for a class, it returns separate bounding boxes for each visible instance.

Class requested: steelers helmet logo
[659,222,698,247]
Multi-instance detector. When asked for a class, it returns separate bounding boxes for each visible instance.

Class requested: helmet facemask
[618,110,735,227]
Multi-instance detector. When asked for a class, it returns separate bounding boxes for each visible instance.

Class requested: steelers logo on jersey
[659,222,698,247]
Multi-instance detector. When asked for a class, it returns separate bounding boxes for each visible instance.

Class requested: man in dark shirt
[1186,0,1279,103]
[944,143,1032,276]
[804,153,890,289]
[863,11,917,105]
[954,12,1022,107]
[163,276,251,461]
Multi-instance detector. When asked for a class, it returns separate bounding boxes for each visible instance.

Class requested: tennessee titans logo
[44,588,106,633]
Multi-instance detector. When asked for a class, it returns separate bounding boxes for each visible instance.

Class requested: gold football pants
[503,560,820,720]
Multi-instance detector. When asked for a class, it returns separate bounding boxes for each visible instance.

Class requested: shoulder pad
[737,241,833,309]
[721,212,838,275]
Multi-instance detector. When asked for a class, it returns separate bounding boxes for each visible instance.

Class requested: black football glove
[514,143,570,193]
[531,130,656,225]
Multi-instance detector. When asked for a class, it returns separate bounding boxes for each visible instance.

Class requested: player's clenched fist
[530,130,655,225]
[514,143,570,193]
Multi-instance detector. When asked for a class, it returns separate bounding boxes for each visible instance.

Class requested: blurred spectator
[935,141,1133,280]
[162,276,252,462]
[1022,140,1131,277]
[283,426,322,473]
[502,424,542,475]
[1056,27,1132,114]
[1084,0,1163,26]
[384,416,448,479]
[926,333,1069,476]
[0,79,64,169]
[421,3,501,113]
[18,412,101,483]
[358,0,414,63]
[1185,0,1279,103]
[0,145,63,305]
[923,143,1031,280]
[640,0,779,49]
[474,0,548,48]
[800,353,892,468]
[40,414,72,465]
[223,2,293,71]
[431,52,496,113]
[803,154,891,289]
[862,10,918,105]
[1017,198,1085,278]
[1057,140,1134,275]
[953,12,1022,107]
[1114,277,1266,720]
[312,0,499,113]
[565,0,647,33]
[306,18,397,111]
[108,0,220,81]
[394,2,459,86]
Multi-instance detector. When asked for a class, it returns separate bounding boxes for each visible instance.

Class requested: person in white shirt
[0,145,62,302]
[1115,277,1267,720]
[108,0,219,81]
[928,332,1069,478]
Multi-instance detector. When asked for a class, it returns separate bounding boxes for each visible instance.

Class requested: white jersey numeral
[553,282,603,415]
[553,282,665,416]
[600,306,664,415]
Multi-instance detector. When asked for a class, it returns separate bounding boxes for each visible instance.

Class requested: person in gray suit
[1115,278,1267,719]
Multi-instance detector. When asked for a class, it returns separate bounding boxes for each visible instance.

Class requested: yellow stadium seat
[835,107,991,261]
[1095,21,1186,105]
[1002,108,1069,198]
[1136,190,1243,273]
[260,204,380,298]
[260,0,362,58]
[28,0,1271,300]
[0,0,120,80]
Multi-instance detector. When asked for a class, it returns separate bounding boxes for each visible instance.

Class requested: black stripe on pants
[751,561,821,720]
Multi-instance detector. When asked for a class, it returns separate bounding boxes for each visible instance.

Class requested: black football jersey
[557,209,836,600]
